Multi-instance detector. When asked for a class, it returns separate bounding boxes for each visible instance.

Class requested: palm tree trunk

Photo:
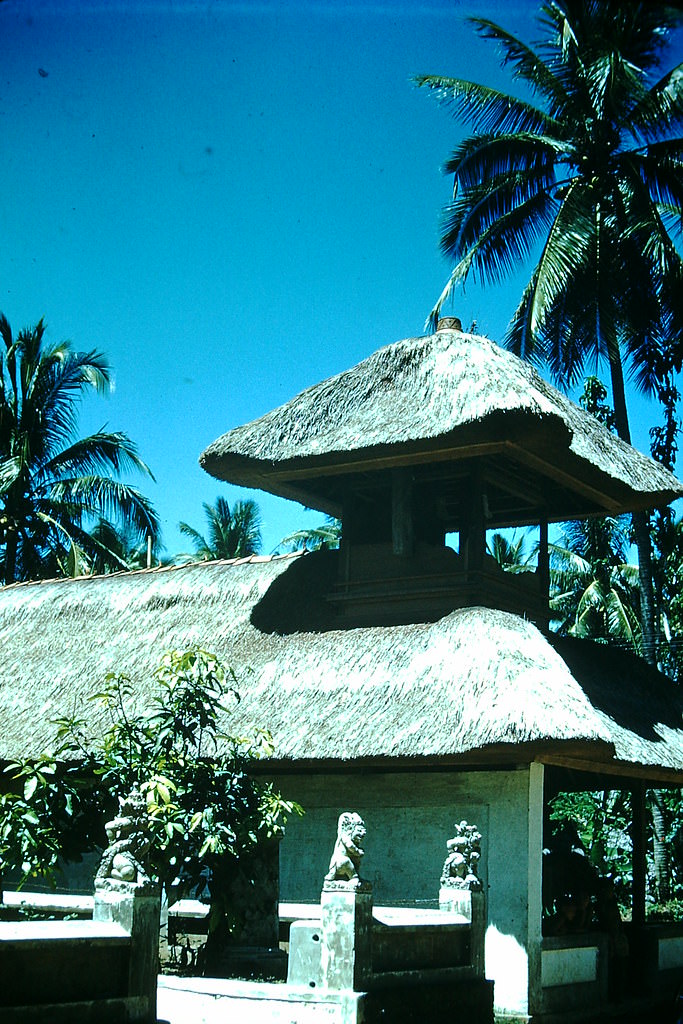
[632,511,657,667]
[3,528,17,586]
[607,345,657,666]
[608,352,673,908]
[650,789,670,903]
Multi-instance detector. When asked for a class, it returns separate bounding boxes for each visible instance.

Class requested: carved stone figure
[324,812,367,888]
[441,819,483,891]
[95,787,153,891]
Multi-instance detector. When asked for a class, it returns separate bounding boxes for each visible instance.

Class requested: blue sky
[2,0,681,557]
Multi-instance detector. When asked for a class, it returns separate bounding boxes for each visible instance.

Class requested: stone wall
[272,766,539,1018]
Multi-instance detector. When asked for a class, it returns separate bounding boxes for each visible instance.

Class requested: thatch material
[2,553,683,780]
[201,327,682,516]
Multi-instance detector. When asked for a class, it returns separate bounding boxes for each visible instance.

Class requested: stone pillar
[320,886,373,991]
[94,884,160,1023]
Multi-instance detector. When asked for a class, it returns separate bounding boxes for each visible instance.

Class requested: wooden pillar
[632,781,647,928]
[464,464,485,572]
[392,468,413,557]
[538,517,550,631]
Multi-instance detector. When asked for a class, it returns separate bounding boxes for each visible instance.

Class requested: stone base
[203,945,288,981]
[157,976,494,1024]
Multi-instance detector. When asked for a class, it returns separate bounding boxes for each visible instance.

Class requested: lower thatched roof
[1,552,683,780]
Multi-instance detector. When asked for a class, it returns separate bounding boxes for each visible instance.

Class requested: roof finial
[436,316,462,332]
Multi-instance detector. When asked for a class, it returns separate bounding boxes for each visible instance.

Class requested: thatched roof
[2,553,683,782]
[201,326,682,520]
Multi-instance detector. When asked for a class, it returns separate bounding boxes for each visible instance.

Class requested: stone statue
[95,787,153,891]
[441,819,483,891]
[324,812,367,888]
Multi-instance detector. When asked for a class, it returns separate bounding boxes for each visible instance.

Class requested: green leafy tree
[279,516,341,552]
[549,790,633,908]
[549,516,641,649]
[179,497,262,561]
[549,787,683,916]
[416,1,683,661]
[0,649,299,962]
[0,315,159,584]
[652,514,683,680]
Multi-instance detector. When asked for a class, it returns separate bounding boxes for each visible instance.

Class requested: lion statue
[324,811,367,887]
[440,819,483,891]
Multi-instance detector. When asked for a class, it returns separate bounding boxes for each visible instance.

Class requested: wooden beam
[392,468,414,556]
[509,446,630,513]
[267,442,508,480]
[539,752,683,785]
[538,517,549,631]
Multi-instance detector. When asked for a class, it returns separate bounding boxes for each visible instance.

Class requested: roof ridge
[0,549,305,592]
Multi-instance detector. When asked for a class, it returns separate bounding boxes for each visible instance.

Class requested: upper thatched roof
[200,326,682,520]
[2,553,683,782]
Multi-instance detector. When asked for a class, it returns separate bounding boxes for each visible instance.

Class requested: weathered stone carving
[324,812,368,889]
[440,820,483,891]
[95,787,153,891]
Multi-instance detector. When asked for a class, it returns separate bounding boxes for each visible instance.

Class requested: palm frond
[444,132,564,190]
[414,74,556,137]
[41,431,156,482]
[0,456,22,494]
[441,163,557,262]
[45,476,160,542]
[627,61,683,142]
[469,16,569,114]
[279,517,341,552]
[505,180,595,379]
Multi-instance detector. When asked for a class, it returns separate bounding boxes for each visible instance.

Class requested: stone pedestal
[94,883,159,1023]
[439,887,486,977]
[320,885,373,991]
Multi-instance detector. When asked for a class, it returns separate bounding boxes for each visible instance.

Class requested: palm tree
[0,316,159,585]
[653,513,683,680]
[279,516,341,552]
[178,496,262,561]
[549,516,642,650]
[487,530,534,572]
[86,519,166,574]
[416,1,683,661]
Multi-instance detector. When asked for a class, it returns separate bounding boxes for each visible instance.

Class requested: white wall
[272,764,543,1018]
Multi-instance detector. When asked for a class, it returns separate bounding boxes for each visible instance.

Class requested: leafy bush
[0,649,300,935]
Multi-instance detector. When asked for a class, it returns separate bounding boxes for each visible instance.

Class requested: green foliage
[87,519,167,573]
[549,787,683,917]
[549,516,642,649]
[549,791,633,909]
[652,512,683,679]
[0,649,300,920]
[178,497,262,561]
[0,753,103,890]
[279,516,341,552]
[580,377,616,432]
[486,529,534,572]
[0,314,160,584]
